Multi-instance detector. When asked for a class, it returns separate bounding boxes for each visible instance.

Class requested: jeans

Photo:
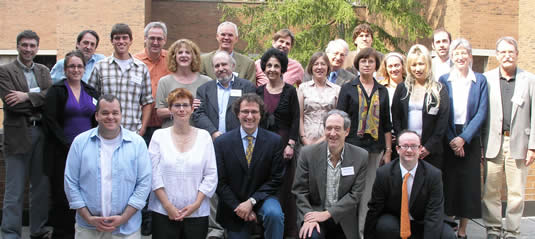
[226,197,284,239]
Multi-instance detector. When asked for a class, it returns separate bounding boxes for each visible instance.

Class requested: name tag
[29,87,40,93]
[511,96,524,106]
[92,98,98,106]
[233,72,239,77]
[341,167,355,176]
[230,89,242,97]
[131,76,142,85]
[428,106,439,115]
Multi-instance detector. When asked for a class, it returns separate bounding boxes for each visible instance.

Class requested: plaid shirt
[88,54,154,132]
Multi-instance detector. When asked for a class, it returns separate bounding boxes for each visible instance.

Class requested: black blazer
[337,77,392,153]
[42,80,99,176]
[256,83,299,144]
[214,127,285,231]
[192,76,256,135]
[390,83,450,154]
[364,159,445,239]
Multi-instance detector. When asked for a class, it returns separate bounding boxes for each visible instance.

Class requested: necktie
[329,71,337,83]
[400,172,411,239]
[245,136,254,166]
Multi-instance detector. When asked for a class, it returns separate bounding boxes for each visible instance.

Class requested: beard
[216,74,233,85]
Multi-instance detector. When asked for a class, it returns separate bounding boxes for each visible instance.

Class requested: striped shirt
[325,147,344,208]
[88,54,154,132]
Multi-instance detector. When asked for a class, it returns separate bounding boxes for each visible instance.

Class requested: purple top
[263,88,289,142]
[63,81,96,143]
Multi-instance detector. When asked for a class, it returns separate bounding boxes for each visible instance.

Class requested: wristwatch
[249,197,257,206]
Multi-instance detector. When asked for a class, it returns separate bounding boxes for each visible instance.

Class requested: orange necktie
[400,172,411,239]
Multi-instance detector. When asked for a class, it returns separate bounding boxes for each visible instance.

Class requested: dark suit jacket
[214,127,285,231]
[192,76,256,135]
[292,142,368,239]
[439,73,488,143]
[391,83,450,154]
[0,60,51,155]
[303,69,356,86]
[200,51,256,83]
[42,79,99,176]
[364,159,445,239]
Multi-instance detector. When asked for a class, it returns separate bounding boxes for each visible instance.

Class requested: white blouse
[148,127,218,218]
[448,68,476,125]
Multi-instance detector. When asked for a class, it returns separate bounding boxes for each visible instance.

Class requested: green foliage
[219,0,432,66]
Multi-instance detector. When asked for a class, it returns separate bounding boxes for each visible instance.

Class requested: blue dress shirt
[240,126,258,154]
[51,53,105,83]
[217,78,234,133]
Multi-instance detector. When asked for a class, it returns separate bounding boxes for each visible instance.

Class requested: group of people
[0,19,532,239]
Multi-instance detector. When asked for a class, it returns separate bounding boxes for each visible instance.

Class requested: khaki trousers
[482,136,528,238]
[74,224,141,239]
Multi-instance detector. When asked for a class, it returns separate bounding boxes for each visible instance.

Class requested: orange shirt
[134,49,171,127]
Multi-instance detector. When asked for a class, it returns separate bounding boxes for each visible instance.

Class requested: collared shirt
[240,126,258,154]
[499,69,516,131]
[50,54,105,84]
[16,57,38,89]
[216,77,235,133]
[325,147,344,208]
[329,71,338,84]
[134,50,171,127]
[88,54,154,132]
[400,161,418,219]
[432,57,452,81]
[64,126,151,236]
[448,68,477,125]
[255,58,304,86]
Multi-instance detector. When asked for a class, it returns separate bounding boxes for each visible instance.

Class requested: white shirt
[448,68,476,125]
[114,57,133,73]
[408,97,424,136]
[148,128,218,217]
[99,133,122,217]
[400,161,418,219]
[432,57,452,81]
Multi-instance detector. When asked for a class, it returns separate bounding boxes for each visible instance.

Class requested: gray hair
[325,39,349,55]
[217,21,239,37]
[449,38,472,57]
[212,50,236,68]
[496,36,518,53]
[144,22,167,38]
[323,109,351,130]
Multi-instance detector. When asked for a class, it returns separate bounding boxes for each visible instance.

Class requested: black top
[499,71,516,131]
[337,76,392,153]
[256,83,300,144]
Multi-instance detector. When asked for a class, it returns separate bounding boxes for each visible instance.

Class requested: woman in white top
[378,52,406,108]
[391,44,450,170]
[148,88,217,239]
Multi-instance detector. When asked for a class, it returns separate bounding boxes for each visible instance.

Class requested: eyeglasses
[398,145,421,151]
[240,110,260,115]
[148,37,165,42]
[66,64,84,69]
[172,103,191,109]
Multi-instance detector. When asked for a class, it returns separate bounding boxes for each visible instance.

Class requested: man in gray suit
[0,30,52,239]
[304,39,356,86]
[200,21,256,84]
[293,109,368,239]
[482,36,535,239]
[193,50,255,239]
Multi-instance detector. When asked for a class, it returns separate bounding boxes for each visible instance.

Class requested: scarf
[357,86,380,140]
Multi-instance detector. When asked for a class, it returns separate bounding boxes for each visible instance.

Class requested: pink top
[255,58,304,87]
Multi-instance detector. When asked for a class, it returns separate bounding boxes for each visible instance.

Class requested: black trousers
[50,148,75,239]
[375,213,456,239]
[152,212,208,239]
[304,218,346,239]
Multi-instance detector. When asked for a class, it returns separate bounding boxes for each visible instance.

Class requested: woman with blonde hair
[378,52,406,105]
[391,44,449,170]
[155,39,211,127]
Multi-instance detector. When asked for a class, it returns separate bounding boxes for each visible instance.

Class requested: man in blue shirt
[50,30,105,83]
[64,94,151,238]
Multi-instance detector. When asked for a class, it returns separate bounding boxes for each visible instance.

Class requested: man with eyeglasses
[213,93,285,239]
[482,37,535,239]
[88,23,154,137]
[303,39,356,86]
[364,130,455,239]
[0,30,52,239]
[50,30,105,83]
[292,109,368,239]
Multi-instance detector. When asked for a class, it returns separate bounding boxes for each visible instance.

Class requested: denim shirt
[64,126,151,236]
[51,53,105,83]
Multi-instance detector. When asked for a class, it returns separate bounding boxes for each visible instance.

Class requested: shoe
[30,231,52,239]
[487,234,500,239]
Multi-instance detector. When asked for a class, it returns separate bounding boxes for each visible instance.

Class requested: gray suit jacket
[292,141,368,239]
[192,76,256,135]
[483,67,535,159]
[303,69,356,86]
[0,60,51,155]
[200,51,256,84]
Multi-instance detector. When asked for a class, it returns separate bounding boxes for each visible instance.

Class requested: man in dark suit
[0,30,52,239]
[193,50,256,239]
[200,21,256,83]
[364,130,455,239]
[214,93,285,239]
[293,109,368,239]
